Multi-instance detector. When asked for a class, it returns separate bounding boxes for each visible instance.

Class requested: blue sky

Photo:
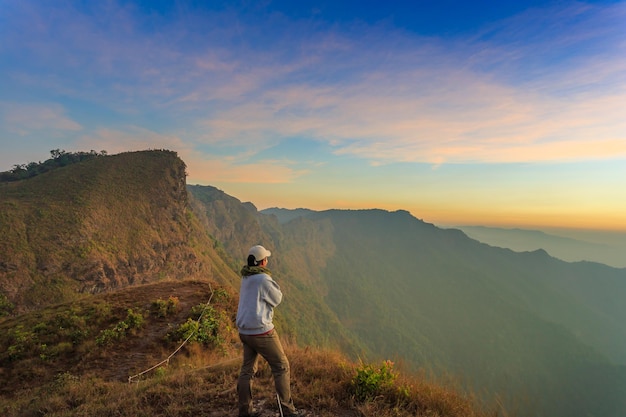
[1,0,625,230]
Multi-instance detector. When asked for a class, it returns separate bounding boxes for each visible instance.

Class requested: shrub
[0,293,14,317]
[212,287,230,302]
[167,305,224,347]
[6,326,37,361]
[53,308,91,344]
[96,309,144,346]
[352,359,398,402]
[124,308,144,329]
[151,296,179,318]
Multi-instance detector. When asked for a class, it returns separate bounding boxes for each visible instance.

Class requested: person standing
[236,245,302,417]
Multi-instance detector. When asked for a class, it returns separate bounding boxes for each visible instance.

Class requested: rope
[128,282,216,383]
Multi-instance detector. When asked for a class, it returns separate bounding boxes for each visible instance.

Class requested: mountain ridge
[0,151,239,314]
[454,225,626,268]
[2,150,626,416]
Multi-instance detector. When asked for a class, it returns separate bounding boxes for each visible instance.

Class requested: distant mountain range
[258,207,626,416]
[452,225,626,268]
[2,150,626,417]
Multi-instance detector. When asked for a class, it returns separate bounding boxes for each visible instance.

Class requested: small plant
[0,293,14,317]
[352,359,398,402]
[167,304,224,347]
[154,366,167,378]
[6,326,37,361]
[96,309,144,346]
[124,308,144,329]
[39,343,49,361]
[212,287,230,302]
[151,296,179,318]
[53,308,91,344]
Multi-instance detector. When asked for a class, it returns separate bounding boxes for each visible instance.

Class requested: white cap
[248,245,271,262]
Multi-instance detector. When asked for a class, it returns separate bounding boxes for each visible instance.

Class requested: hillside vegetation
[0,150,237,314]
[2,150,626,416]
[0,280,495,417]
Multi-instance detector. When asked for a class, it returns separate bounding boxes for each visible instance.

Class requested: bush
[6,326,37,361]
[0,293,14,317]
[352,359,398,402]
[167,305,224,347]
[151,296,179,318]
[53,308,91,344]
[96,309,144,346]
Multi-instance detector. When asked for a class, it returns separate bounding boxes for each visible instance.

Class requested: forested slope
[2,151,625,417]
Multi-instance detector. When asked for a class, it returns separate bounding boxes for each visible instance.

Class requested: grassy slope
[0,280,495,417]
[0,151,238,314]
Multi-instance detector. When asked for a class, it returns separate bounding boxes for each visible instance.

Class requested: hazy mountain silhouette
[257,207,626,417]
[455,225,626,268]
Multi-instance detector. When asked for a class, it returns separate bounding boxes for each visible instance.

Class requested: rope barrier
[128,282,217,384]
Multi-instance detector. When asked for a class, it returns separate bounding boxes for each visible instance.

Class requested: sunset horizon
[2,0,625,232]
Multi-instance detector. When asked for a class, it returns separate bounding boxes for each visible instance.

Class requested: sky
[1,0,625,231]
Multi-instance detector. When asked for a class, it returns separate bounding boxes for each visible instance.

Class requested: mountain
[2,150,626,417]
[255,208,626,417]
[0,150,238,314]
[187,186,362,356]
[454,225,626,268]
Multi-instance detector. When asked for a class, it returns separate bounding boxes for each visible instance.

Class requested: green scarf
[240,265,272,277]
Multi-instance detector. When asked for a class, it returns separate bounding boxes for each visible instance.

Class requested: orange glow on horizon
[251,195,626,232]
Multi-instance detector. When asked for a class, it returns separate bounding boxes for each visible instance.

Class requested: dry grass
[0,280,502,417]
[1,343,500,417]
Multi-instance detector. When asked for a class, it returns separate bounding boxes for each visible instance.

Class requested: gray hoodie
[236,272,283,335]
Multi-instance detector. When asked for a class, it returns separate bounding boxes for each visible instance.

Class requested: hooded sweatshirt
[236,267,283,335]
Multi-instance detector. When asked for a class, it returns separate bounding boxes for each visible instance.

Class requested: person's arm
[263,277,283,307]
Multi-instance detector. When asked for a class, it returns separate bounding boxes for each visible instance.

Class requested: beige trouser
[237,330,297,416]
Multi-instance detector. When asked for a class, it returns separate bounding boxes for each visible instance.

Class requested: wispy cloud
[2,1,624,171]
[1,103,81,135]
[186,2,626,165]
